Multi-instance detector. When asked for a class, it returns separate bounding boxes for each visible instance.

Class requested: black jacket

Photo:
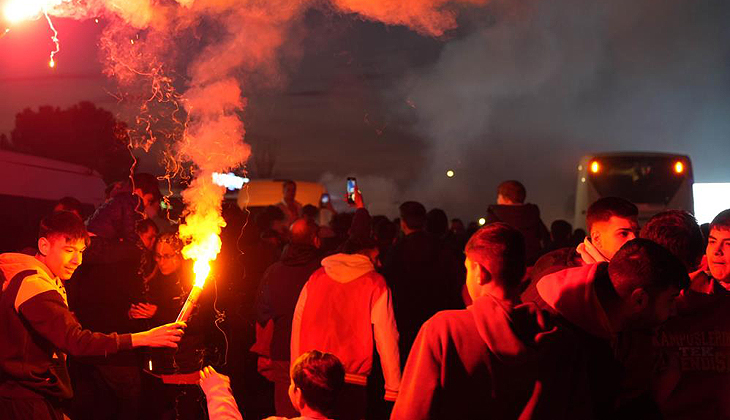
[486,204,549,265]
[255,244,321,361]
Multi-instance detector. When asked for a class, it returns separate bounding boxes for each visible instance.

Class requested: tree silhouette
[8,102,133,182]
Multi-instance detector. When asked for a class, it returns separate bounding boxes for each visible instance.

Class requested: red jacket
[391,294,588,420]
[291,253,401,400]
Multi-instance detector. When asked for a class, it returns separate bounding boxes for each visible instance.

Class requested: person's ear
[477,264,492,286]
[38,237,51,256]
[290,385,303,410]
[629,288,649,312]
[591,230,601,248]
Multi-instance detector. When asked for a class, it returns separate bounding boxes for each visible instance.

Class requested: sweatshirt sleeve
[371,286,401,401]
[390,318,441,420]
[201,373,244,420]
[290,283,308,365]
[18,290,132,356]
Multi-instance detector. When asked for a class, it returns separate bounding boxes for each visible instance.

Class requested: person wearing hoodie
[0,211,184,420]
[651,209,730,419]
[256,218,322,417]
[390,223,586,420]
[290,218,401,420]
[485,180,550,265]
[536,238,688,419]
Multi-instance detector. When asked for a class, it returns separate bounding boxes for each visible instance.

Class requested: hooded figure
[391,223,588,420]
[290,228,402,419]
[391,295,586,420]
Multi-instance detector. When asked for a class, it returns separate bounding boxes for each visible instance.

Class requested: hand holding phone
[346,177,357,205]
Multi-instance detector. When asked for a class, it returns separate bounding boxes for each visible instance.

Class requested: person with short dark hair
[54,196,84,219]
[383,201,461,367]
[652,209,730,418]
[525,197,639,303]
[485,180,549,265]
[580,197,639,263]
[391,223,586,419]
[291,212,401,420]
[301,205,319,223]
[546,219,573,252]
[536,239,687,418]
[136,218,160,252]
[0,212,184,420]
[199,350,346,420]
[640,210,704,272]
[255,218,323,417]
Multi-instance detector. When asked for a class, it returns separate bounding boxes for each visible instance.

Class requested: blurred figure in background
[485,180,549,266]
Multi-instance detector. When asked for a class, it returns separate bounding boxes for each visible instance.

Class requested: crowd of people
[1,175,729,420]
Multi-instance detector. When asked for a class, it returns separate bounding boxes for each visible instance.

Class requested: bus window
[589,156,688,205]
[575,153,694,229]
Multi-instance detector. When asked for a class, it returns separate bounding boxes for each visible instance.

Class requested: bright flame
[178,176,227,290]
[446,170,455,178]
[3,0,61,24]
[674,161,684,174]
[478,217,486,226]
[3,0,42,23]
[590,161,600,174]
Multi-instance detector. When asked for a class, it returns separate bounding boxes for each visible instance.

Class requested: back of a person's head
[291,350,345,417]
[132,173,161,199]
[55,196,83,217]
[39,211,90,245]
[282,179,296,189]
[340,235,378,255]
[497,180,526,204]
[256,205,286,231]
[550,219,573,242]
[302,204,319,221]
[640,210,704,271]
[399,201,427,231]
[710,209,730,233]
[374,218,397,244]
[426,208,448,237]
[464,222,526,288]
[290,218,319,246]
[608,238,689,298]
[586,197,638,232]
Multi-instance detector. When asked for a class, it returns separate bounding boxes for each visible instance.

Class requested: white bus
[0,150,106,252]
[574,152,694,229]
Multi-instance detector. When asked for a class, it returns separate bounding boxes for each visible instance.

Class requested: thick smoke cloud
[399,0,730,224]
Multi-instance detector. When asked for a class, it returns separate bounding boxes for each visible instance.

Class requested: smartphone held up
[346,177,357,205]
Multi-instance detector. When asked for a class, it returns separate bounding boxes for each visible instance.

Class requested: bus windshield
[588,155,687,205]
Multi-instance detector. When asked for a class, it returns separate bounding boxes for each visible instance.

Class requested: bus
[0,150,106,252]
[574,152,694,229]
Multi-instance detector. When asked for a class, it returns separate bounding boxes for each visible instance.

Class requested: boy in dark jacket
[0,211,184,420]
[391,223,587,420]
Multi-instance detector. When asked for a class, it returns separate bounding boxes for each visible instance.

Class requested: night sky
[1,0,729,224]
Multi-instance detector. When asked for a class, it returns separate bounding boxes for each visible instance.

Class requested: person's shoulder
[424,308,474,334]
